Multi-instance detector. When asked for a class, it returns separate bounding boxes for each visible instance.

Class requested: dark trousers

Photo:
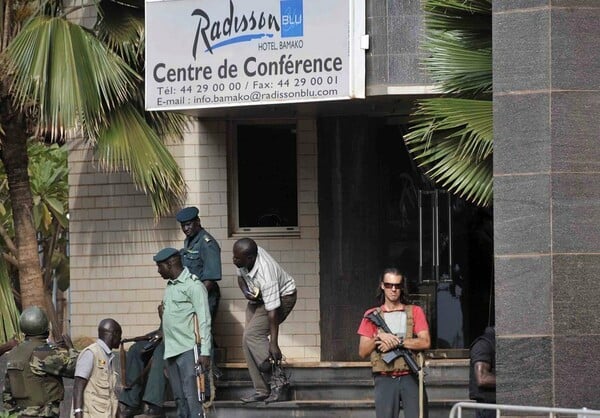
[166,349,202,418]
[242,292,297,394]
[119,340,166,408]
[374,373,428,418]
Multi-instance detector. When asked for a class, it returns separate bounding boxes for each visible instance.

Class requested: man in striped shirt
[233,238,297,404]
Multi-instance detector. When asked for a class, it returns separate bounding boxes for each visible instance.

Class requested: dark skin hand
[72,376,87,417]
[268,309,282,361]
[474,361,496,388]
[0,338,18,356]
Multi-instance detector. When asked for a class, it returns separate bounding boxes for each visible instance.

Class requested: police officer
[177,206,221,379]
[3,306,78,417]
[176,206,222,320]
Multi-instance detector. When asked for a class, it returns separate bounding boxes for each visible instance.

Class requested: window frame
[228,119,300,238]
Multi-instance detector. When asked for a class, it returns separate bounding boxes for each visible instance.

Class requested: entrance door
[416,190,465,354]
[318,117,493,361]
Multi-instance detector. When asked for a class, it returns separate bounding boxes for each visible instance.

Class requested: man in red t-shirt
[357,268,431,418]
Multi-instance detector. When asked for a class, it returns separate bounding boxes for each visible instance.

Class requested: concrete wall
[493,1,600,408]
[366,0,431,91]
[68,118,320,362]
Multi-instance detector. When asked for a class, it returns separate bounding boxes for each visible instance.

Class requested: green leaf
[3,16,140,141]
[407,0,492,207]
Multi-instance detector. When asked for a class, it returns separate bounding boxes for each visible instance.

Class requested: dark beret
[153,247,180,263]
[176,207,199,223]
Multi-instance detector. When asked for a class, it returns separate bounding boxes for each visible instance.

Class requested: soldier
[3,306,78,417]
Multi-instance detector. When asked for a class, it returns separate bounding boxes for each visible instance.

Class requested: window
[230,122,298,236]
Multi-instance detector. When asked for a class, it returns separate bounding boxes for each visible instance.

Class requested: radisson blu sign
[144,0,366,111]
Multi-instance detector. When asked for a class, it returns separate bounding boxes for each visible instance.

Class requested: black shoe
[142,402,165,417]
[240,392,270,403]
[264,383,290,404]
[117,402,141,418]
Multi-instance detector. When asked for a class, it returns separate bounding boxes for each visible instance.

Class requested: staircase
[44,358,470,418]
[200,359,471,418]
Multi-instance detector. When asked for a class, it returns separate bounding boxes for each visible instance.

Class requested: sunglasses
[382,282,402,290]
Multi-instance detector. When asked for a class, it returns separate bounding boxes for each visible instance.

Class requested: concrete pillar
[493,1,600,408]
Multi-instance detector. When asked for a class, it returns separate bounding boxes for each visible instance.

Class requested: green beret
[176,206,199,223]
[153,247,180,263]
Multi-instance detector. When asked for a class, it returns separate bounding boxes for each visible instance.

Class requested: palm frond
[95,104,187,216]
[95,0,145,66]
[0,259,20,342]
[424,0,492,32]
[408,99,493,160]
[406,0,492,207]
[423,31,492,95]
[2,16,139,141]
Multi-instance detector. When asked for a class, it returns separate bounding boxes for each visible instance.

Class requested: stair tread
[211,399,471,407]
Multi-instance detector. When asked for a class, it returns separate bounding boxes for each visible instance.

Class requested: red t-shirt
[357,305,429,338]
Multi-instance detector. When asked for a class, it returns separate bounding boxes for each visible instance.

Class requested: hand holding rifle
[366,311,421,374]
[193,314,210,408]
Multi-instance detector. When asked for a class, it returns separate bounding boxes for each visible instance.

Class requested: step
[164,399,475,418]
[214,360,469,402]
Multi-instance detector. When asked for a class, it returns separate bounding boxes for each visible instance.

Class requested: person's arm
[200,239,222,283]
[474,361,496,388]
[72,376,88,417]
[403,306,431,351]
[403,329,431,351]
[357,316,381,358]
[358,335,377,358]
[267,309,281,360]
[31,347,79,378]
[190,280,212,368]
[0,338,18,356]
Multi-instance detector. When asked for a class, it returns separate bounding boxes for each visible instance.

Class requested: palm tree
[0,142,69,341]
[404,0,492,207]
[0,0,188,335]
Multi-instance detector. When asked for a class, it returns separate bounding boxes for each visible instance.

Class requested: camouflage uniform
[3,335,78,417]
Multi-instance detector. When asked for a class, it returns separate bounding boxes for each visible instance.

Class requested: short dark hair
[234,238,258,257]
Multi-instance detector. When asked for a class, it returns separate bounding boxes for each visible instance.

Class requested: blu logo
[280,0,303,38]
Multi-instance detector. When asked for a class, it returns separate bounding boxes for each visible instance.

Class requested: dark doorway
[318,117,494,361]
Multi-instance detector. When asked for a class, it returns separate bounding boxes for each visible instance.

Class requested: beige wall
[68,118,320,362]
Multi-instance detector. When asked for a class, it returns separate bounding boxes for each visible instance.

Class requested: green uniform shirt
[162,267,212,358]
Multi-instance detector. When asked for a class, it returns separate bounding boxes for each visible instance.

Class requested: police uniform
[3,336,78,417]
[176,207,222,322]
[155,247,212,418]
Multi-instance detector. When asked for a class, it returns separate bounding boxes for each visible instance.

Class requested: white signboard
[144,0,365,111]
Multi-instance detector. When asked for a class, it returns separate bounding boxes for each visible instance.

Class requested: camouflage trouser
[14,401,60,417]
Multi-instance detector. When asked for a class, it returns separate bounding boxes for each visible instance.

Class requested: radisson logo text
[191,0,304,59]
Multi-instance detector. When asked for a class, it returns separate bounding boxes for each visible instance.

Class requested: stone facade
[493,0,600,408]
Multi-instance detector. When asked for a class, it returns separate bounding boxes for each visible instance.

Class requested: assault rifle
[193,315,210,417]
[366,311,421,375]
